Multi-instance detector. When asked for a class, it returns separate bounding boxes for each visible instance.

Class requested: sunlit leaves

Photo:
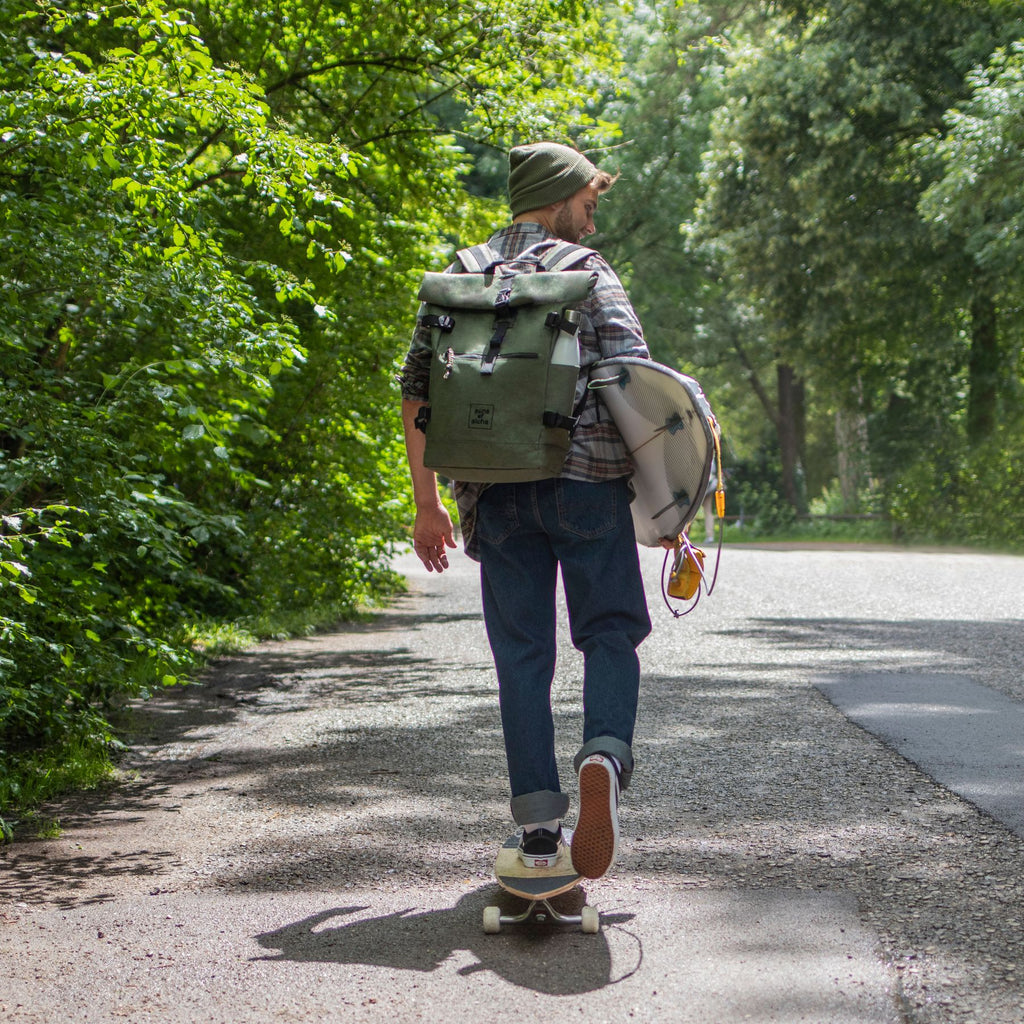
[921,41,1024,283]
[1,0,623,779]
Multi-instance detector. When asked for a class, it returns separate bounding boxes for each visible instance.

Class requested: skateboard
[483,831,600,934]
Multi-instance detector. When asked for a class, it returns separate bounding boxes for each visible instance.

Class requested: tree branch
[732,334,779,427]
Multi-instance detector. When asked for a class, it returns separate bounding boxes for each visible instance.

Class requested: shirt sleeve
[398,307,433,403]
[579,253,649,364]
[398,259,462,402]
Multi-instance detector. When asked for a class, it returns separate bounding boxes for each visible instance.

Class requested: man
[399,142,651,880]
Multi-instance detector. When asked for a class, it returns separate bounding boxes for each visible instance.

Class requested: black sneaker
[517,826,563,868]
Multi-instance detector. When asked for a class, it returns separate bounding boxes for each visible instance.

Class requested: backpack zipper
[441,349,539,380]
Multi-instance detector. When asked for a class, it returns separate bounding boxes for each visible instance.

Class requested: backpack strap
[455,244,504,274]
[456,240,596,274]
[419,245,503,337]
[523,240,597,272]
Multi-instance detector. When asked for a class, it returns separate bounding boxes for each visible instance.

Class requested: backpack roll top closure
[417,269,595,379]
[417,266,596,312]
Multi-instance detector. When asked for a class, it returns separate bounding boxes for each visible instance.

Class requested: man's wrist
[414,492,445,513]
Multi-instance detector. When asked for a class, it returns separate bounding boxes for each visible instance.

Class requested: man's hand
[413,504,457,573]
[401,397,457,571]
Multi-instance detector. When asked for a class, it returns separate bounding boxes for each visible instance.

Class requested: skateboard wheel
[483,906,502,934]
[580,905,600,934]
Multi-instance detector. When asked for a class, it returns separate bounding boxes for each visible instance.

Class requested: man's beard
[552,205,580,243]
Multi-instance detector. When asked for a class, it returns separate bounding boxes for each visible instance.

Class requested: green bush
[1,0,621,839]
[889,416,1024,550]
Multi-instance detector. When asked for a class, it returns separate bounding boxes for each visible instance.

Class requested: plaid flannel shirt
[399,222,649,559]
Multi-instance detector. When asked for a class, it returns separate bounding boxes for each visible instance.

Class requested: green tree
[921,41,1024,435]
[903,39,1024,544]
[694,0,1024,514]
[1,0,625,825]
[180,0,625,612]
[595,2,812,514]
[2,0,360,791]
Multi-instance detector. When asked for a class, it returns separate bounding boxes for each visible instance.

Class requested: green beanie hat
[508,142,599,217]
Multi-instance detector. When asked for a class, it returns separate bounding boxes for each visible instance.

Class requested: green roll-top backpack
[416,239,597,483]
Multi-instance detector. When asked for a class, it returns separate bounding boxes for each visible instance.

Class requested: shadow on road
[252,889,639,995]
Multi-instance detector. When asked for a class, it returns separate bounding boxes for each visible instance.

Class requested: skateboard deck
[483,832,599,933]
[494,831,581,900]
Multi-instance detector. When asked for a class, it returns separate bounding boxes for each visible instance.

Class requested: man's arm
[401,398,456,573]
[585,254,649,360]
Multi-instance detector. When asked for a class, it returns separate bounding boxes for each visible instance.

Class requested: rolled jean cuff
[510,790,571,826]
[574,736,635,791]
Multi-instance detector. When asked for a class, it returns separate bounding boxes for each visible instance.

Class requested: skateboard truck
[484,831,600,934]
[483,899,600,934]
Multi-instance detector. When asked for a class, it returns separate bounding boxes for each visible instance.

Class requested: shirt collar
[488,222,556,255]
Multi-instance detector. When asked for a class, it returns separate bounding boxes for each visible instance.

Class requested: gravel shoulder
[2,544,1023,1022]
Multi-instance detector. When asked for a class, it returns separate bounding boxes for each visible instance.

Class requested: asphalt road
[2,542,1024,1023]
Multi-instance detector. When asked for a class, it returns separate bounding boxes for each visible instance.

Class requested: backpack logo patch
[468,404,494,429]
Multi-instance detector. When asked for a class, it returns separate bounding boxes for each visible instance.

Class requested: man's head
[508,142,618,244]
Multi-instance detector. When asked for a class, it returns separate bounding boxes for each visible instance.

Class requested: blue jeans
[476,477,651,826]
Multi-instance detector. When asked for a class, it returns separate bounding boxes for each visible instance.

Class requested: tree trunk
[732,339,807,514]
[777,363,806,513]
[835,378,870,513]
[967,287,999,445]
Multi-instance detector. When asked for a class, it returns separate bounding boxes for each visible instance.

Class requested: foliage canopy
[0,0,622,826]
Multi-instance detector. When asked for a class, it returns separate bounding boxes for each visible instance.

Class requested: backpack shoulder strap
[455,244,503,273]
[523,240,597,273]
[454,240,596,274]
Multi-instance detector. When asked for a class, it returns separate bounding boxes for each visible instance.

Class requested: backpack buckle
[423,313,455,333]
[481,310,517,375]
[545,310,581,335]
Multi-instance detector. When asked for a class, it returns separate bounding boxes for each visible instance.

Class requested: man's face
[552,183,599,244]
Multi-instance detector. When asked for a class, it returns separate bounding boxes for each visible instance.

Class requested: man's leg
[553,477,650,767]
[477,483,570,827]
[548,477,651,876]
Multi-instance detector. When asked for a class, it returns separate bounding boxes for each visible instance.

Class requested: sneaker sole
[571,758,618,879]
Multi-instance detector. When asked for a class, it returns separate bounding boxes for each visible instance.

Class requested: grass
[724,515,1024,554]
[182,589,403,659]
[29,815,63,839]
[0,737,115,842]
[727,515,895,545]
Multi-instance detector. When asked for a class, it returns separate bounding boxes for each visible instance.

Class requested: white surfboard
[588,357,718,548]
